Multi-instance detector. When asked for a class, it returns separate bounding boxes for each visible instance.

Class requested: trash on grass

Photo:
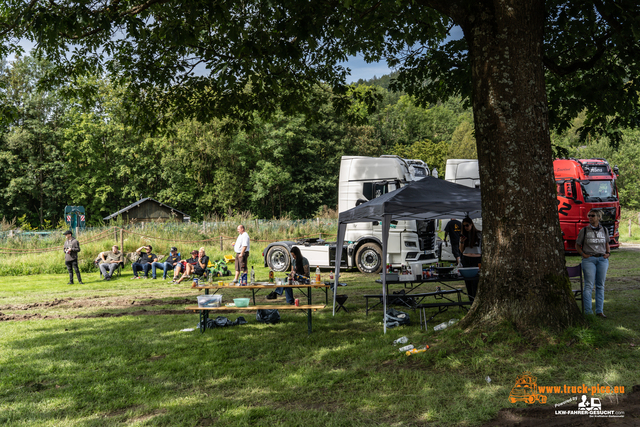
[393,336,408,345]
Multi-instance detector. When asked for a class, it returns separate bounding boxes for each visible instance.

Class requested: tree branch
[543,33,610,77]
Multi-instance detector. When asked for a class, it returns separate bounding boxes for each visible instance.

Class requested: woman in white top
[459,217,481,301]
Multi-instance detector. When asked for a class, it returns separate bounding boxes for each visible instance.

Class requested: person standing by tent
[444,218,462,265]
[459,217,481,301]
[63,230,83,285]
[233,224,250,283]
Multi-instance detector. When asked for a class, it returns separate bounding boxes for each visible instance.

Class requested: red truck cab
[554,158,620,252]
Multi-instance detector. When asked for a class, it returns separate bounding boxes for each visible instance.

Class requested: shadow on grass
[1,278,639,426]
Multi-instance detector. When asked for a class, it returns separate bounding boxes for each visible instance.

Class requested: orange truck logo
[509,372,548,404]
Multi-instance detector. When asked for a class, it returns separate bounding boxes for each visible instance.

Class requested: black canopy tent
[332,176,482,333]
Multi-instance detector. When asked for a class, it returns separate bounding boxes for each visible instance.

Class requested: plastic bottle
[393,336,408,345]
[433,321,448,331]
[406,346,429,356]
[241,272,247,286]
[316,266,321,284]
[398,344,414,352]
[250,266,255,284]
[269,270,274,283]
[433,319,458,331]
[329,270,334,282]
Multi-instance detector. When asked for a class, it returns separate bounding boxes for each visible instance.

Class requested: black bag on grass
[199,316,247,330]
[256,309,280,324]
[385,308,410,328]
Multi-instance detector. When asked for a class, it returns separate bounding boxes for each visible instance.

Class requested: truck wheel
[356,243,382,274]
[266,246,290,272]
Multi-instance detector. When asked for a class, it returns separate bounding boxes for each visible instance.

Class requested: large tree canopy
[3,0,640,332]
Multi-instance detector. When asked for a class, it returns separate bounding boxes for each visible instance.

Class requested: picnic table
[369,274,476,325]
[186,282,329,334]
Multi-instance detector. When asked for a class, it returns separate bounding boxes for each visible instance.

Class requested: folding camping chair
[566,264,584,314]
[334,294,349,313]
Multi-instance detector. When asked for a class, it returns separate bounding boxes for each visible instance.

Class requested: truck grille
[602,222,615,238]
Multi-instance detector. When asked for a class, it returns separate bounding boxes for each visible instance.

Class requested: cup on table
[218,280,224,286]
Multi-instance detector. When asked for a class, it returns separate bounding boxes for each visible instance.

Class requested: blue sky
[343,55,393,83]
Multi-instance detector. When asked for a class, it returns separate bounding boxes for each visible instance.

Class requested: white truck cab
[263,155,439,273]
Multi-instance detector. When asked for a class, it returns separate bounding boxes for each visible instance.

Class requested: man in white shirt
[233,224,250,283]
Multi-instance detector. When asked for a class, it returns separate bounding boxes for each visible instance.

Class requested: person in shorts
[233,224,250,283]
[175,250,200,284]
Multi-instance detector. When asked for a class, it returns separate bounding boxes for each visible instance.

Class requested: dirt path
[0,296,193,322]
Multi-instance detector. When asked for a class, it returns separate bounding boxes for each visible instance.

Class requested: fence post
[120,228,124,253]
[630,218,632,237]
[220,235,223,251]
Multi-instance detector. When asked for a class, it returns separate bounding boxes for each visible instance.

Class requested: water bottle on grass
[393,336,408,345]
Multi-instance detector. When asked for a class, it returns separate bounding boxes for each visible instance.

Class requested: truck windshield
[580,180,618,202]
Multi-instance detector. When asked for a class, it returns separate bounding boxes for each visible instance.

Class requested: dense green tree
[448,120,476,160]
[391,139,449,175]
[0,56,67,227]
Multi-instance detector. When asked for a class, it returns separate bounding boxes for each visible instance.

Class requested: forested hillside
[1,56,638,227]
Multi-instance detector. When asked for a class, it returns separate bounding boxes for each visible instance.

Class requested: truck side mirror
[564,182,573,198]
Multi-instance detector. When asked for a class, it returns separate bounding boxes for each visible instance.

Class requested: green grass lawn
[1,248,639,426]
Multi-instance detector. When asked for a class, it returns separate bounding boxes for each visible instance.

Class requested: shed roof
[103,198,189,221]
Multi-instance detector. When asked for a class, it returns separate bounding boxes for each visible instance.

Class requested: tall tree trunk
[450,0,585,331]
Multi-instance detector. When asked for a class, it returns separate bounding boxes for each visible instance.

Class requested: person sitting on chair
[175,250,200,284]
[181,247,209,286]
[151,247,181,280]
[271,246,309,304]
[98,245,123,281]
[131,245,157,279]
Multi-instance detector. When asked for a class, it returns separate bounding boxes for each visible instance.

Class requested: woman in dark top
[459,217,482,301]
[272,246,310,304]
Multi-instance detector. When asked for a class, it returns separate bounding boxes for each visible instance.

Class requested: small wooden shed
[103,198,191,223]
